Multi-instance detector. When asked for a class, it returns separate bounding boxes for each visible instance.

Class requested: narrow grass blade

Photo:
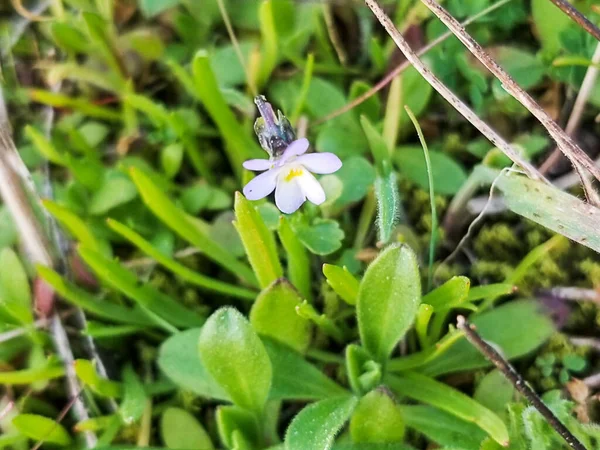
[191,52,262,176]
[234,192,282,289]
[405,106,437,290]
[37,265,154,327]
[130,168,257,286]
[78,246,205,330]
[387,372,509,446]
[106,219,256,301]
[278,216,311,300]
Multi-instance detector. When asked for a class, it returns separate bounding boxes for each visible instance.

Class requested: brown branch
[314,0,514,126]
[540,42,600,174]
[418,0,600,189]
[547,0,600,43]
[457,316,586,450]
[363,0,544,182]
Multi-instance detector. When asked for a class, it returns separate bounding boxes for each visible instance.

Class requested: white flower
[242,138,342,214]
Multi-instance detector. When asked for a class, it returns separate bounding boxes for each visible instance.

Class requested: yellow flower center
[284,167,304,182]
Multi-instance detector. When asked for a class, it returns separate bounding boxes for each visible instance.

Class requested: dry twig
[540,42,600,174]
[457,316,586,450]
[315,0,513,126]
[363,0,544,181]
[546,0,600,42]
[418,0,600,192]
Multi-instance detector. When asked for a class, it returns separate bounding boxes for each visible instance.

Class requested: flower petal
[282,138,310,161]
[298,171,326,205]
[296,152,342,174]
[243,159,272,171]
[275,176,305,214]
[243,168,279,200]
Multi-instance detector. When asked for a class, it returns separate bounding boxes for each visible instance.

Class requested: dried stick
[0,90,97,447]
[314,0,513,126]
[456,316,586,450]
[418,0,600,188]
[363,0,544,181]
[547,0,600,42]
[540,42,600,174]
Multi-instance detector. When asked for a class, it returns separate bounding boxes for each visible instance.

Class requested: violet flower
[242,96,342,214]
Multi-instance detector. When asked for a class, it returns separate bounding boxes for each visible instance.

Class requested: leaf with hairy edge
[250,279,311,353]
[285,396,358,450]
[198,308,272,413]
[357,244,421,362]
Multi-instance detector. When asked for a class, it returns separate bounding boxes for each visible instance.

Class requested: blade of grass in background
[405,106,438,290]
[107,219,257,301]
[130,168,257,286]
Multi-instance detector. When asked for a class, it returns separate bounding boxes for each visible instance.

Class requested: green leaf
[12,414,72,445]
[160,143,184,179]
[400,405,486,450]
[322,264,359,305]
[294,218,344,256]
[191,52,261,175]
[357,244,421,362]
[161,407,214,450]
[50,22,89,53]
[350,389,405,443]
[37,265,152,326]
[264,338,348,400]
[334,157,376,207]
[493,47,545,92]
[106,219,256,301]
[25,125,66,165]
[257,0,279,87]
[387,372,509,446]
[74,359,122,398]
[422,276,470,311]
[479,167,600,254]
[250,279,311,353]
[474,370,515,417]
[28,89,121,121]
[531,0,572,53]
[398,65,433,131]
[130,168,256,285]
[158,329,229,401]
[216,405,259,449]
[421,300,554,376]
[317,124,368,159]
[361,115,390,175]
[234,192,283,289]
[285,396,358,450]
[0,248,32,324]
[395,146,467,195]
[139,0,181,17]
[78,246,204,330]
[89,170,138,215]
[198,308,272,413]
[278,216,311,300]
[158,329,345,402]
[374,172,400,244]
[43,200,109,255]
[119,365,147,425]
[0,362,64,385]
[466,284,515,302]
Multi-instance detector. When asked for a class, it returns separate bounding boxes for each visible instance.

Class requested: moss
[471,260,513,282]
[473,224,520,263]
[579,259,600,287]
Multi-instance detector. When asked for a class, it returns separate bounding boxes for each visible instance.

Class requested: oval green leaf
[285,396,358,450]
[198,308,272,413]
[357,244,421,362]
